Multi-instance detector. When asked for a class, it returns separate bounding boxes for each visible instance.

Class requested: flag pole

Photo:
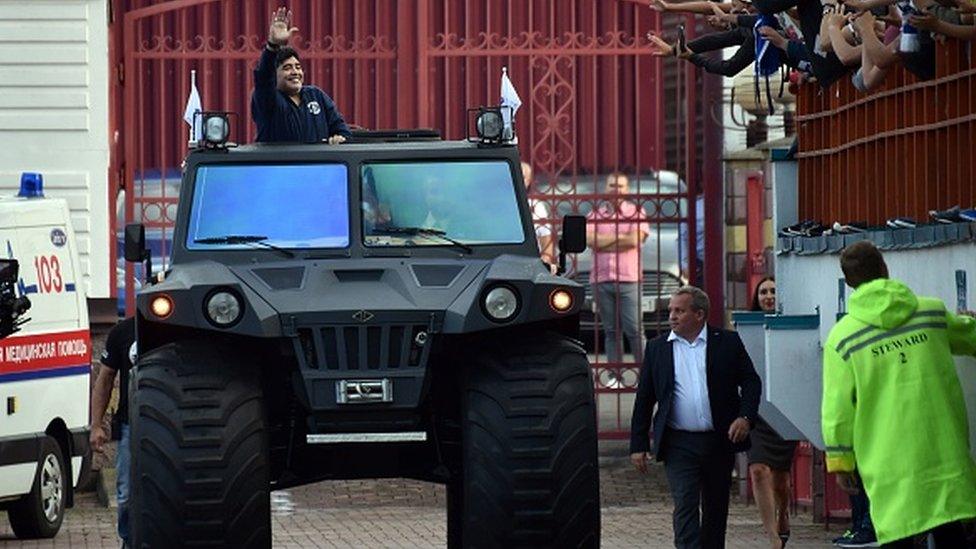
[189,69,197,144]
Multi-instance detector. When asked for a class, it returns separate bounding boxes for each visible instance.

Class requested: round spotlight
[149,294,174,319]
[484,286,519,322]
[203,114,229,145]
[205,290,242,327]
[549,289,574,313]
[476,109,504,142]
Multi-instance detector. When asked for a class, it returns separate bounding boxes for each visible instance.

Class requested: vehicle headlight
[483,286,519,322]
[475,108,504,142]
[549,289,574,313]
[149,294,174,319]
[203,113,230,145]
[205,289,242,327]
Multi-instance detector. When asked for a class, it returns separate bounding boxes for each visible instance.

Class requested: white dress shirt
[667,327,714,431]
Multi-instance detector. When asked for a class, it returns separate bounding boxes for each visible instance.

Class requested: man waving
[251,7,351,144]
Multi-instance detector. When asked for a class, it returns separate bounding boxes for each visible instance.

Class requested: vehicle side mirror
[124,223,147,262]
[558,214,587,275]
[560,215,587,254]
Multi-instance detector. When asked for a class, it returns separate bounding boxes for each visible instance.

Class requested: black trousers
[662,429,736,549]
[882,521,969,548]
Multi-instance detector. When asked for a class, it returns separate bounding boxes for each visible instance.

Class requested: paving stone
[0,458,851,547]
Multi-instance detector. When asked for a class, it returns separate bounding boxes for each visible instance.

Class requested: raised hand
[710,2,730,19]
[908,11,940,32]
[648,0,671,12]
[268,6,299,46]
[826,11,847,27]
[759,26,788,50]
[645,32,675,56]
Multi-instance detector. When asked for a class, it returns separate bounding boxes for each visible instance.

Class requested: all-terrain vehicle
[124,119,601,548]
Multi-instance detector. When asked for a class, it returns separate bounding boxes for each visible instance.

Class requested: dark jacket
[250,47,351,143]
[629,326,762,459]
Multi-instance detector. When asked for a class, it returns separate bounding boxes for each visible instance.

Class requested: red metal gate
[111,0,721,439]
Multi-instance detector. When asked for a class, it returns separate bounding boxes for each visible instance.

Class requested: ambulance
[0,173,90,539]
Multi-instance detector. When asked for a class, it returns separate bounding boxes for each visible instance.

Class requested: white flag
[500,67,521,140]
[183,71,203,142]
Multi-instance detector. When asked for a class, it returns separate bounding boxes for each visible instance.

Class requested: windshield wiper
[371,226,473,254]
[194,235,295,258]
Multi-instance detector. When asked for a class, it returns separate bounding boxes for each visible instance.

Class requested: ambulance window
[186,163,349,249]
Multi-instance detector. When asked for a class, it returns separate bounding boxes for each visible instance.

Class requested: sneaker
[778,223,801,237]
[837,529,879,548]
[886,217,916,229]
[960,208,976,222]
[832,529,855,545]
[930,205,962,224]
[831,221,867,234]
[780,220,823,237]
[803,222,827,237]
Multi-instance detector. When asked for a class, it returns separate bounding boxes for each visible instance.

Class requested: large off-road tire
[128,341,270,548]
[7,435,66,539]
[449,332,601,548]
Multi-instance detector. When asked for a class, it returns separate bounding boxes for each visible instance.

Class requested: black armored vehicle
[124,121,600,548]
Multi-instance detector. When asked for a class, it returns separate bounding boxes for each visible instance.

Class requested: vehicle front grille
[293,324,431,371]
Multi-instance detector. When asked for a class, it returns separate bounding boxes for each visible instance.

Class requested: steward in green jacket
[822,241,976,546]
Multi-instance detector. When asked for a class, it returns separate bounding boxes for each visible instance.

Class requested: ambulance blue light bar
[18,172,44,198]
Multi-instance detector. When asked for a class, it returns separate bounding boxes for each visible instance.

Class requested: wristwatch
[266,40,280,52]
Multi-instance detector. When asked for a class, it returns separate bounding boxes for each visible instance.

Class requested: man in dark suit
[630,285,762,549]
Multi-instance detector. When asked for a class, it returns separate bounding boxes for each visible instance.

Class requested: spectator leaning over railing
[757,26,819,79]
[815,8,902,91]
[826,0,976,91]
[646,13,765,77]
[646,0,752,16]
[748,0,852,86]
[908,0,976,40]
[643,0,769,80]
[642,0,855,98]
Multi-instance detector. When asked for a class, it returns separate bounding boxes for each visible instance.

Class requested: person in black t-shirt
[90,316,135,547]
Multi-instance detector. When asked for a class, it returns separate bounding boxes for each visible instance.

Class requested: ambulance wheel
[129,341,270,548]
[448,332,601,548]
[7,436,66,539]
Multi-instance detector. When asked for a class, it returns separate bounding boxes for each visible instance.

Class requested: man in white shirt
[521,162,555,265]
[630,286,762,549]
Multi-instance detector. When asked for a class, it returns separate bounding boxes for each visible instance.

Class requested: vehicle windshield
[186,163,350,250]
[361,160,525,247]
